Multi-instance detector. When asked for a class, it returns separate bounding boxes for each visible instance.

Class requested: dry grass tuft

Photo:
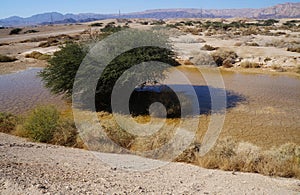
[25,51,51,60]
[195,137,300,178]
[0,112,18,133]
[240,61,261,68]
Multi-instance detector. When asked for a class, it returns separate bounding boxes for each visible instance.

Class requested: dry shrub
[0,54,17,62]
[240,61,261,68]
[25,51,50,60]
[245,42,259,47]
[287,47,300,53]
[211,49,238,67]
[271,64,286,72]
[38,38,59,47]
[51,119,85,148]
[241,27,259,36]
[183,28,201,35]
[201,44,218,51]
[0,112,18,133]
[195,137,300,179]
[98,112,136,150]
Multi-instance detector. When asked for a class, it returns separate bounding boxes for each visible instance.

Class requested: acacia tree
[40,31,179,113]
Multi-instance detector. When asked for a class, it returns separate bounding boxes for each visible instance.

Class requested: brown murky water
[172,67,300,148]
[0,67,299,148]
[0,68,67,115]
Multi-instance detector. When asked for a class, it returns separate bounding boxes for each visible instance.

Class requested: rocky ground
[0,133,299,194]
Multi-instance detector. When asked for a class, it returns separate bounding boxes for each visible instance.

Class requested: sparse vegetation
[9,28,22,35]
[0,54,17,62]
[24,29,39,34]
[101,23,129,33]
[38,38,60,47]
[151,20,165,25]
[90,22,103,27]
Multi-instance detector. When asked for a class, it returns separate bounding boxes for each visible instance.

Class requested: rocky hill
[0,2,299,26]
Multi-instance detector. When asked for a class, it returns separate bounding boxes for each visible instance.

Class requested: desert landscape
[0,1,300,194]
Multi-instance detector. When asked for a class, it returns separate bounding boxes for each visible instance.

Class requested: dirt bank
[0,133,299,194]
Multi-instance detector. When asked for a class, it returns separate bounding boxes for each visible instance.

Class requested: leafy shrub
[0,112,18,133]
[0,54,17,62]
[9,28,22,35]
[211,49,238,67]
[23,105,59,142]
[39,42,88,96]
[25,51,50,60]
[240,61,261,68]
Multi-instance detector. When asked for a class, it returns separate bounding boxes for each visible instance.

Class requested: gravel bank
[0,133,299,194]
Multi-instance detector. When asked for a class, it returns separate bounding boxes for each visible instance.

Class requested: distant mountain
[1,2,299,27]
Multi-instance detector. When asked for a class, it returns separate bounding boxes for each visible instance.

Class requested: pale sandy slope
[0,133,299,194]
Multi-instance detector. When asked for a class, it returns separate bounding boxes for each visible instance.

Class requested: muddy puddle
[171,66,300,148]
[0,68,67,114]
[0,66,299,148]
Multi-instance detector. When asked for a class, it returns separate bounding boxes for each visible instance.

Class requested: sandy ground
[0,133,299,194]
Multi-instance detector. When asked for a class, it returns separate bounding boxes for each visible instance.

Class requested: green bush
[24,105,59,142]
[9,28,22,35]
[0,112,18,133]
[40,32,179,113]
[0,54,17,62]
[40,42,88,96]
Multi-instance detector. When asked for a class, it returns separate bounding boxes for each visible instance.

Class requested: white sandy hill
[0,133,299,194]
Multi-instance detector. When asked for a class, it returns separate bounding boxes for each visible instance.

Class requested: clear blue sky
[1,0,299,19]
